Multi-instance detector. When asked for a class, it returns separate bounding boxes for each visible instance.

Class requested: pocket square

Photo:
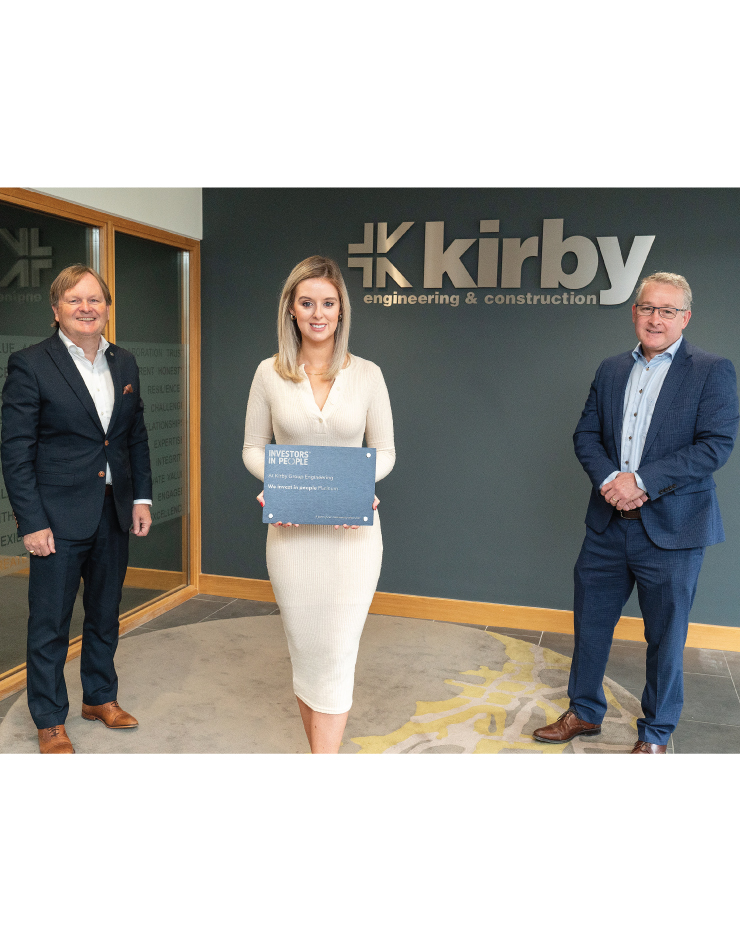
[123,384,134,395]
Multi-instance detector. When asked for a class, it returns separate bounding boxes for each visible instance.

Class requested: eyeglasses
[634,304,687,320]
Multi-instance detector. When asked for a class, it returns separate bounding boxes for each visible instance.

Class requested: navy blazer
[1,331,153,540]
[574,340,739,549]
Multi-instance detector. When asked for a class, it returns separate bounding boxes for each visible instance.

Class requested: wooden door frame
[0,188,201,699]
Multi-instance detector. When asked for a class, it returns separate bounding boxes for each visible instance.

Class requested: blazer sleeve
[0,353,51,535]
[573,362,621,491]
[127,376,153,502]
[638,357,739,500]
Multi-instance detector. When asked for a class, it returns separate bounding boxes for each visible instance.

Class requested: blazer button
[98,471,105,477]
[105,440,109,446]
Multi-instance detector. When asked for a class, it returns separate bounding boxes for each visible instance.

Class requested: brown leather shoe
[38,725,75,754]
[533,707,601,743]
[631,740,667,754]
[81,700,138,729]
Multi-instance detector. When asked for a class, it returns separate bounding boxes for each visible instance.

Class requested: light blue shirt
[601,335,684,495]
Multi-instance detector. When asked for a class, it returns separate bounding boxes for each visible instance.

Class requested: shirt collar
[632,334,684,364]
[58,328,109,359]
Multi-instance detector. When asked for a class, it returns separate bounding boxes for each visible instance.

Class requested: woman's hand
[260,492,380,530]
[257,490,299,527]
[334,495,380,530]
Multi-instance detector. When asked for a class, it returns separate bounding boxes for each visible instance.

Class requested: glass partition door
[114,232,189,598]
[0,203,96,679]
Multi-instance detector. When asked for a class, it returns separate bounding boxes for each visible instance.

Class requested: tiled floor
[0,579,163,677]
[119,594,281,636]
[452,621,740,754]
[3,594,740,753]
[0,595,279,727]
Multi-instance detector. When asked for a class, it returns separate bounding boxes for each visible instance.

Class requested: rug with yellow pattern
[347,622,641,754]
[0,613,642,753]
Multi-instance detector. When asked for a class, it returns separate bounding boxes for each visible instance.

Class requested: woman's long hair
[274,256,351,382]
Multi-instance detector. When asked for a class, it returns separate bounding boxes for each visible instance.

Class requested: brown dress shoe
[631,740,667,754]
[81,700,138,729]
[533,707,602,743]
[38,725,75,754]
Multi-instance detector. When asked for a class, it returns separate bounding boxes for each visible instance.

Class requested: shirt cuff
[133,499,153,505]
[600,471,619,489]
[633,472,646,493]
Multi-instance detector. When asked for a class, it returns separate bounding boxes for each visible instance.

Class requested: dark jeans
[569,515,705,745]
[26,491,129,729]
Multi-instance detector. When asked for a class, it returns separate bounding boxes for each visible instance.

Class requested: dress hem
[295,689,353,715]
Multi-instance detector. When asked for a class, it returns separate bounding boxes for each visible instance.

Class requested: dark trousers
[569,515,705,745]
[26,490,129,729]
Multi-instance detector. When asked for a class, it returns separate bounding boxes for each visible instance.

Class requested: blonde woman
[242,256,395,753]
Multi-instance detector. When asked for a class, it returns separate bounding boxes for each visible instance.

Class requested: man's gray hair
[635,272,692,311]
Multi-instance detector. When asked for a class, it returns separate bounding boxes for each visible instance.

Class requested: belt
[105,483,113,496]
[618,508,641,520]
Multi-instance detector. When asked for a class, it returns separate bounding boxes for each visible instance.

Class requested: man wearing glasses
[533,272,738,753]
[1,265,152,753]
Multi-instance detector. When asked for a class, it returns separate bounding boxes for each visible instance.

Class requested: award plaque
[262,445,376,525]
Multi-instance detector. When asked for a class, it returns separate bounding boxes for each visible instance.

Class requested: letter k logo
[0,228,52,289]
[347,222,414,288]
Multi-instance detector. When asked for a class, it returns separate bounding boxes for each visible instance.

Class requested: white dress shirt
[58,329,152,505]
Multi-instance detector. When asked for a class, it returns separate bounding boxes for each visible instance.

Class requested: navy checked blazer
[1,331,153,540]
[574,339,739,550]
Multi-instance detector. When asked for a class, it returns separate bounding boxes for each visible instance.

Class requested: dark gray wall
[201,189,740,627]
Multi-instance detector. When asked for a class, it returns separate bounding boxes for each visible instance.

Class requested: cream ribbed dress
[242,355,395,713]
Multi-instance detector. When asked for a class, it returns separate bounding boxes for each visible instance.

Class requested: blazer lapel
[46,333,105,434]
[610,352,635,463]
[106,345,123,431]
[641,340,692,459]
